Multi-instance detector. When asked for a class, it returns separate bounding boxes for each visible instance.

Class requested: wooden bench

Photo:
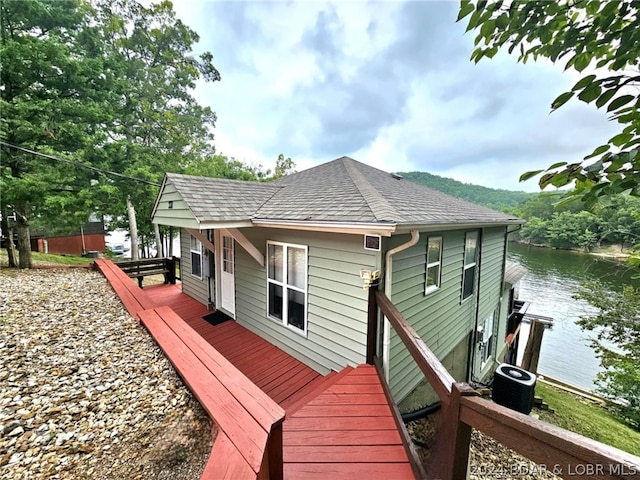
[139,306,286,480]
[116,257,178,288]
[94,259,155,318]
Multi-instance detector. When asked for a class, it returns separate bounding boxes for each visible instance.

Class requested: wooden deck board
[202,432,255,480]
[283,365,414,478]
[290,404,395,417]
[140,308,269,472]
[284,415,398,431]
[97,272,415,479]
[284,445,409,463]
[283,429,403,446]
[284,462,415,479]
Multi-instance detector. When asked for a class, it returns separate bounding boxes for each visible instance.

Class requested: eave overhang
[250,219,397,236]
[393,219,525,234]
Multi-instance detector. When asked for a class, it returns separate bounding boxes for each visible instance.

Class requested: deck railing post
[431,382,476,480]
[366,281,380,365]
[166,256,176,284]
[267,423,283,480]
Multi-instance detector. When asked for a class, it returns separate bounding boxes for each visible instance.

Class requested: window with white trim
[222,235,234,274]
[267,241,308,333]
[462,231,478,301]
[190,235,202,278]
[480,307,499,368]
[425,236,442,294]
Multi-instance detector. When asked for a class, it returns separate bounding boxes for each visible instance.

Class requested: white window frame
[190,235,202,278]
[462,231,478,302]
[222,235,234,275]
[266,241,308,335]
[480,308,498,369]
[425,236,443,294]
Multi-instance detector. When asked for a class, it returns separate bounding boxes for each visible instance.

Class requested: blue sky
[172,0,618,191]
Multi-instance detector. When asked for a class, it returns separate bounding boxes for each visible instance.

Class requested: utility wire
[0,141,162,187]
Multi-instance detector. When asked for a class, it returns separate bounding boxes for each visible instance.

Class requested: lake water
[507,243,639,392]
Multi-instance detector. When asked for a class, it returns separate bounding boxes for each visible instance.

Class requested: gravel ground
[408,411,561,480]
[0,268,213,479]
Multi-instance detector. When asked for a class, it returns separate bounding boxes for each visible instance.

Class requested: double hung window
[267,241,308,333]
[425,236,442,294]
[190,235,202,278]
[462,232,478,300]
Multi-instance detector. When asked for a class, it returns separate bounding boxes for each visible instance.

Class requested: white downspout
[383,229,420,381]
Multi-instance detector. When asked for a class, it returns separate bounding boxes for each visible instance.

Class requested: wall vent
[364,234,381,251]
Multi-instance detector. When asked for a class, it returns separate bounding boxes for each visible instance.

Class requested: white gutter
[394,220,523,234]
[383,229,420,381]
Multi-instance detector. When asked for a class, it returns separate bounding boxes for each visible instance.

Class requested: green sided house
[151,156,525,408]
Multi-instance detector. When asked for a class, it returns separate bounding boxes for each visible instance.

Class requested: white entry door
[219,233,236,316]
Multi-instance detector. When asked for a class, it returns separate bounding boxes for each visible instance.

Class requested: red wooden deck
[283,364,415,479]
[142,283,329,411]
[97,266,415,478]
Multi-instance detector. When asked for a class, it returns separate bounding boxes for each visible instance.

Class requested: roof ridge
[342,158,397,221]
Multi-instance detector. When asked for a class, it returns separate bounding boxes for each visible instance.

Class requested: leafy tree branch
[459,0,640,208]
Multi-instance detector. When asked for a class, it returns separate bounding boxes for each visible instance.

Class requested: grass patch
[0,251,92,266]
[535,382,640,455]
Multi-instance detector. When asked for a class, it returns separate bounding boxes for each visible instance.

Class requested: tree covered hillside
[399,171,533,211]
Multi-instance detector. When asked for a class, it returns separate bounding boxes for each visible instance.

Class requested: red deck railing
[368,286,640,480]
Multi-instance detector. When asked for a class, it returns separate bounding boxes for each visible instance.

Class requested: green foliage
[1,0,226,265]
[0,250,91,266]
[518,217,548,245]
[459,0,640,206]
[546,211,600,251]
[185,154,272,181]
[184,153,296,182]
[513,191,640,252]
[88,0,221,239]
[535,383,640,454]
[399,171,533,210]
[513,192,580,220]
[0,0,112,267]
[272,153,296,179]
[574,283,640,428]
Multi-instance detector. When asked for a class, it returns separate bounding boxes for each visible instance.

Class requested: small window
[190,235,202,278]
[425,236,442,294]
[462,231,478,301]
[480,307,499,368]
[222,236,234,274]
[267,241,308,334]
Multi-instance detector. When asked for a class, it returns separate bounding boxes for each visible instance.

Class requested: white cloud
[173,0,619,191]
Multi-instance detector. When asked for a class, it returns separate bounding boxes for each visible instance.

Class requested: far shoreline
[510,240,633,263]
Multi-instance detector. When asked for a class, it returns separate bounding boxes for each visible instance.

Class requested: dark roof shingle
[163,157,523,227]
[166,173,280,223]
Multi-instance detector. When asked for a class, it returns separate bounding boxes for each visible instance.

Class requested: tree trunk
[1,208,18,268]
[153,222,163,258]
[126,195,139,261]
[168,226,173,256]
[15,203,32,269]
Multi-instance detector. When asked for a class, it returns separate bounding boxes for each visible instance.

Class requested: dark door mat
[203,310,232,326]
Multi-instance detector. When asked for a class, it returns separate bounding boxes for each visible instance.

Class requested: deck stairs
[282,364,414,479]
[281,366,354,414]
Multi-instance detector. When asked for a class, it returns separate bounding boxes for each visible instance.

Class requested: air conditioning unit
[491,363,536,414]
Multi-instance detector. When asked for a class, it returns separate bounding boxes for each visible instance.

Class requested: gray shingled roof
[163,157,523,226]
[165,173,280,223]
[261,157,522,225]
[504,261,528,285]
